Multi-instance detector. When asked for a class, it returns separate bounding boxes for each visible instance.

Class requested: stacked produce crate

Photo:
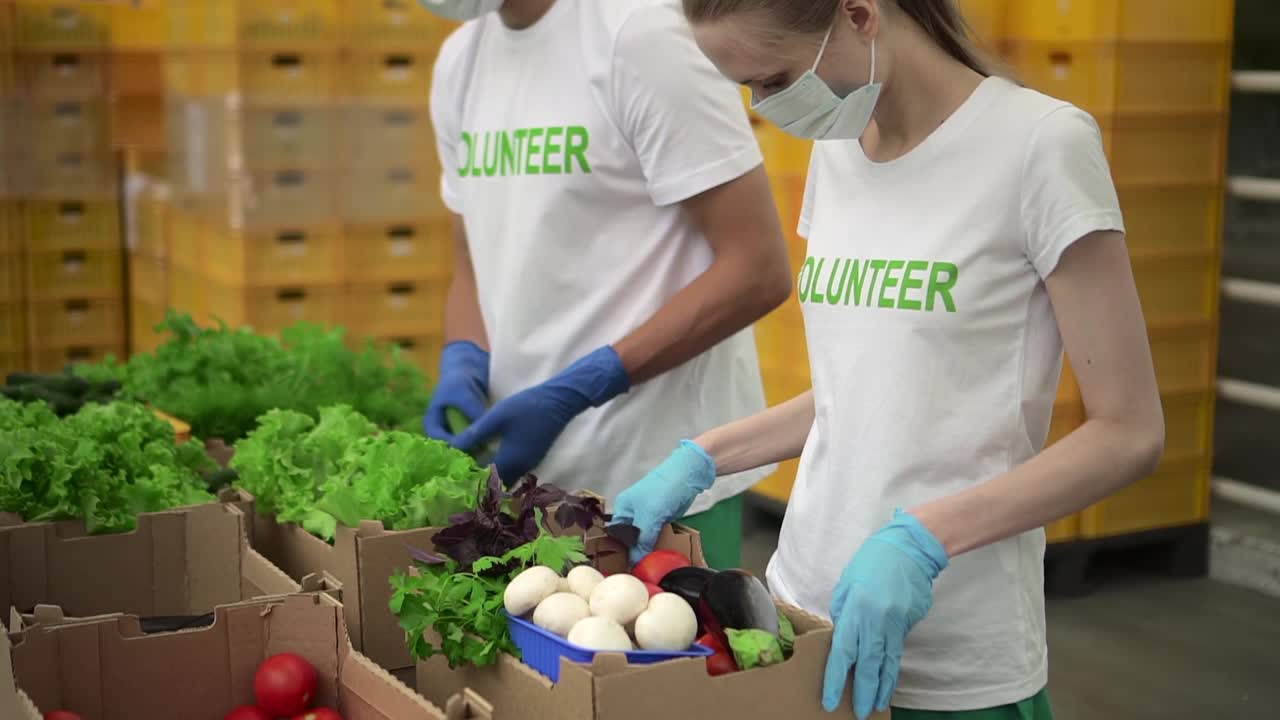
[1004,0,1232,543]
[161,1,454,373]
[8,0,127,372]
[1,1,21,374]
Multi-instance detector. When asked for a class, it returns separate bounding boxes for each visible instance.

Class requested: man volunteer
[416,0,793,568]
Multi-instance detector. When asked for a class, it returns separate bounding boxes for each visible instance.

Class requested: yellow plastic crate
[25,247,122,300]
[129,294,167,354]
[165,50,338,100]
[25,98,111,154]
[187,170,339,231]
[375,332,445,375]
[1004,42,1231,116]
[27,296,124,346]
[1007,0,1235,43]
[1148,320,1216,392]
[0,300,26,351]
[1,252,25,301]
[167,262,208,324]
[0,203,22,255]
[110,94,167,150]
[130,178,171,260]
[0,350,26,375]
[22,198,119,252]
[21,148,119,199]
[108,0,167,50]
[340,165,445,224]
[957,0,1006,43]
[205,225,343,287]
[344,220,452,282]
[1101,113,1228,187]
[1057,359,1079,404]
[14,1,110,49]
[15,50,106,97]
[1047,398,1083,446]
[756,124,813,177]
[128,253,167,304]
[341,0,455,48]
[1117,182,1223,256]
[1161,388,1214,458]
[1045,514,1079,544]
[1131,250,1218,324]
[28,341,124,372]
[344,280,447,337]
[243,106,337,168]
[168,208,206,270]
[105,50,166,96]
[205,279,340,335]
[1080,453,1211,538]
[238,0,339,48]
[341,105,439,169]
[343,50,435,103]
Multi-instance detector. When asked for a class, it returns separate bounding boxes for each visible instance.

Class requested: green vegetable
[231,405,487,541]
[725,628,787,671]
[777,610,796,659]
[389,530,589,668]
[76,312,432,441]
[0,398,217,533]
[443,407,500,467]
[2,370,123,416]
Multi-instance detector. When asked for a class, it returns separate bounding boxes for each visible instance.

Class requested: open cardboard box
[416,526,871,720]
[0,593,495,720]
[0,502,301,619]
[235,489,634,672]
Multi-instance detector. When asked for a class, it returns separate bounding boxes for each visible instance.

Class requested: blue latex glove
[452,346,630,483]
[823,510,950,718]
[611,440,716,564]
[422,341,491,443]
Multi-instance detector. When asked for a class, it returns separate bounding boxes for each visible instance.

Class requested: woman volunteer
[415,0,793,568]
[613,0,1165,717]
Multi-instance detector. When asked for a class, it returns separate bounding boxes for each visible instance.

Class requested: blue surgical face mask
[418,0,503,21]
[752,24,883,141]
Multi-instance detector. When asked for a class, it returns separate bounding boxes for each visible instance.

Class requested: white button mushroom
[567,616,634,652]
[566,565,604,601]
[503,566,562,616]
[532,592,591,638]
[588,574,650,626]
[634,592,698,651]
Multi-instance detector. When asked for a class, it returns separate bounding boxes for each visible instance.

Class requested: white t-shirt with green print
[429,0,771,511]
[766,77,1125,711]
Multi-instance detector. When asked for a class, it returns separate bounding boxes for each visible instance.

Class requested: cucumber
[443,406,499,467]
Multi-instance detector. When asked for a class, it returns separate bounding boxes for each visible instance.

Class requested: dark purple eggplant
[659,566,717,618]
[700,569,778,639]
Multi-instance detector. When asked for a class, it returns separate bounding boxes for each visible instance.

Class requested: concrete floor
[743,511,1280,720]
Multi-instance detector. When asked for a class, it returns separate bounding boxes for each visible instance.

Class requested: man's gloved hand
[611,440,717,563]
[423,341,491,443]
[823,510,949,719]
[452,346,630,483]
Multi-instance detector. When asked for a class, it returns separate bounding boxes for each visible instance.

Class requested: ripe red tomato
[224,706,273,720]
[644,581,663,597]
[631,550,691,586]
[697,632,737,677]
[293,709,343,720]
[44,712,82,720]
[254,652,319,716]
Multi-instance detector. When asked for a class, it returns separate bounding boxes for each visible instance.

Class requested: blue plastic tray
[506,611,714,682]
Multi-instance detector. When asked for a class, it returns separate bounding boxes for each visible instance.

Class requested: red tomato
[224,706,273,720]
[293,709,343,720]
[44,712,82,720]
[644,581,663,597]
[697,632,738,677]
[254,653,319,716]
[632,550,691,586]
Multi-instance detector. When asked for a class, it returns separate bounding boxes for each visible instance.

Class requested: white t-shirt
[429,0,772,510]
[766,77,1125,710]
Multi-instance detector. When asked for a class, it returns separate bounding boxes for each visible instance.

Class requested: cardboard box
[416,528,872,720]
[242,492,697,673]
[0,502,295,619]
[0,593,495,720]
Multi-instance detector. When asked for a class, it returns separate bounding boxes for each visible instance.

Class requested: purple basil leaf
[554,503,576,530]
[606,523,640,548]
[404,544,447,566]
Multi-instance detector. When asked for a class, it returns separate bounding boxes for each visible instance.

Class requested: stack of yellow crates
[1,1,22,375]
[160,1,455,372]
[1003,0,1232,542]
[10,0,126,372]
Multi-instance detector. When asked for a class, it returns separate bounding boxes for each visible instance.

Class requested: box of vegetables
[405,481,849,720]
[0,593,496,720]
[225,403,495,671]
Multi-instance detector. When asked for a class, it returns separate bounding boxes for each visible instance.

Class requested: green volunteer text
[798,257,959,312]
[459,126,592,178]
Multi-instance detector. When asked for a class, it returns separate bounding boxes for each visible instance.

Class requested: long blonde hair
[682,0,992,77]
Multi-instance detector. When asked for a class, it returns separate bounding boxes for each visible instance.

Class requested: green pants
[892,689,1054,720]
[680,493,744,570]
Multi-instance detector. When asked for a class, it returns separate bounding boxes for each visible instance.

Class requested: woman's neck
[498,0,558,29]
[862,31,985,163]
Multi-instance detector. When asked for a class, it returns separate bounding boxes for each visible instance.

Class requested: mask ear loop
[868,37,877,84]
[813,23,835,72]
